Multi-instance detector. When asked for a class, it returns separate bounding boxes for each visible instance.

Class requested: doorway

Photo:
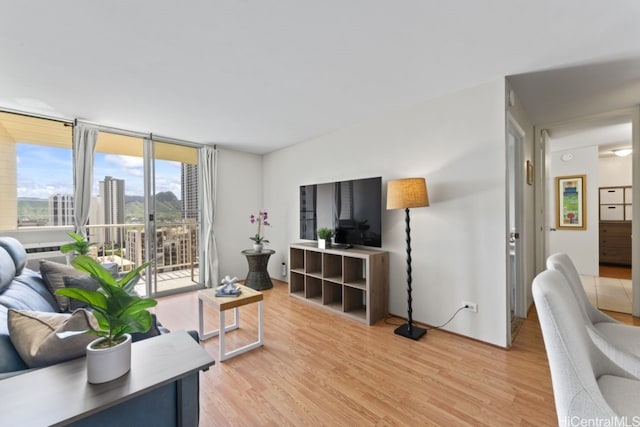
[538,110,637,315]
[506,113,526,342]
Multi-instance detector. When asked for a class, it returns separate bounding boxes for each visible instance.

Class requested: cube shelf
[305,276,322,304]
[288,243,388,325]
[290,248,305,273]
[323,253,343,283]
[289,271,305,297]
[305,250,322,277]
[323,281,342,310]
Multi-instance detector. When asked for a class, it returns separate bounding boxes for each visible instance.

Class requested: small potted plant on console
[317,227,334,249]
[56,255,157,384]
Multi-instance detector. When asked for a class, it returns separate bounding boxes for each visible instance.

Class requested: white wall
[214,148,264,280]
[599,155,632,187]
[263,79,510,347]
[548,146,599,275]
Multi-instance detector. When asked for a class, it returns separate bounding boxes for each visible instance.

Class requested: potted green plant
[317,227,334,249]
[60,231,96,262]
[56,255,157,384]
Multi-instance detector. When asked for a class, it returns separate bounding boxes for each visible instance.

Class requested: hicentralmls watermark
[562,417,640,427]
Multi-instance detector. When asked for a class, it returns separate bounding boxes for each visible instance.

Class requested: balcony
[12,221,201,297]
[70,222,200,297]
[85,222,200,296]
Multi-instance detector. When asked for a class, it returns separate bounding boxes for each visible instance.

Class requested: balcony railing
[86,222,200,295]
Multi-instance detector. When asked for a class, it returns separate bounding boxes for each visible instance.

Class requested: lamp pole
[394,207,427,340]
[386,177,429,341]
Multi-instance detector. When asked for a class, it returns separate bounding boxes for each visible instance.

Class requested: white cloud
[103,154,144,178]
[155,176,182,196]
[17,183,72,198]
[104,155,143,168]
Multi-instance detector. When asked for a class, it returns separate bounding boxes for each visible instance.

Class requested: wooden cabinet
[599,186,632,266]
[289,243,388,325]
[599,222,632,265]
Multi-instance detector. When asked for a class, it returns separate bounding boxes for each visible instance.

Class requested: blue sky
[17,144,182,199]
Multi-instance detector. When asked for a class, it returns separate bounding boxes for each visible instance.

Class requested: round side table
[241,249,275,290]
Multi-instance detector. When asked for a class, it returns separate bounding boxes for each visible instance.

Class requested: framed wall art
[556,175,586,230]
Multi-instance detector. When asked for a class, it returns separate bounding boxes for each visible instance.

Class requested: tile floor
[580,275,632,314]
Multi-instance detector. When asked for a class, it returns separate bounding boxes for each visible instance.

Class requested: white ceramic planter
[318,239,331,249]
[86,334,132,384]
[253,243,263,253]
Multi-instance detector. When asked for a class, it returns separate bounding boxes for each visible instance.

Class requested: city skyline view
[17,143,184,199]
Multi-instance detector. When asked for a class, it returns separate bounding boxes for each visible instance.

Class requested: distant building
[49,194,74,226]
[99,176,125,244]
[181,164,198,220]
[126,225,199,273]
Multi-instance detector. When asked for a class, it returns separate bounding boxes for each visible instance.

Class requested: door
[87,133,202,298]
[89,132,155,295]
[146,140,202,297]
[506,114,526,343]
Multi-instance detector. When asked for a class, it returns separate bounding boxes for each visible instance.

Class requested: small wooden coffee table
[198,285,264,361]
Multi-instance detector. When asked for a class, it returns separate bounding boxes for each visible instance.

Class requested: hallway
[581,274,632,314]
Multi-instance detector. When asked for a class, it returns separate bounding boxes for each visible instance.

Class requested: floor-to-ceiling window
[147,141,201,295]
[88,132,146,288]
[89,132,202,297]
[0,112,74,267]
[0,112,72,231]
[0,110,204,296]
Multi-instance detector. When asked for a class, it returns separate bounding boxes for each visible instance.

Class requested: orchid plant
[249,211,270,244]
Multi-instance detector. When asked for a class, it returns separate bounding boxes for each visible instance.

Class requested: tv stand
[331,243,351,249]
[288,243,388,325]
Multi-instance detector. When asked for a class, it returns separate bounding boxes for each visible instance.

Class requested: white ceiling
[1,1,640,154]
[546,121,633,156]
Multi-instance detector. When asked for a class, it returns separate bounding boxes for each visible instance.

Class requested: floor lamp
[386,177,429,340]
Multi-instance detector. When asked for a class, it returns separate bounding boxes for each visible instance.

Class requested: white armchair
[546,253,640,376]
[533,269,640,424]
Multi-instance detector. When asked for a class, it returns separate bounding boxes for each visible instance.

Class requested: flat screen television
[299,176,382,248]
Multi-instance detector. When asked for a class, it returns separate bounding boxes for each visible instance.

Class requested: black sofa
[0,237,204,426]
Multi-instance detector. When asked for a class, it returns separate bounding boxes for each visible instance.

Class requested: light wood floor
[599,264,632,280]
[154,280,639,426]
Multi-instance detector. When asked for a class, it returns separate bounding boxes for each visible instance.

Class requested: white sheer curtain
[200,145,219,288]
[72,123,98,237]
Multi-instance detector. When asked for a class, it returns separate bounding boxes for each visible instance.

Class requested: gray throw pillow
[8,309,97,368]
[101,262,120,277]
[130,313,162,342]
[39,260,86,312]
[63,276,101,311]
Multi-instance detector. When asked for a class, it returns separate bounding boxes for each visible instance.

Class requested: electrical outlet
[462,301,478,313]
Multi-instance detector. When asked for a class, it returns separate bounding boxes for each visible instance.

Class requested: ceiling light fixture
[613,149,632,157]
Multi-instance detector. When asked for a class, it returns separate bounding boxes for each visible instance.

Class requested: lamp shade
[386,178,429,210]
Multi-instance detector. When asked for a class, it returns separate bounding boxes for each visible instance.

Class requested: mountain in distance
[18,192,183,225]
[16,198,49,224]
[125,192,182,222]
[19,197,49,201]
